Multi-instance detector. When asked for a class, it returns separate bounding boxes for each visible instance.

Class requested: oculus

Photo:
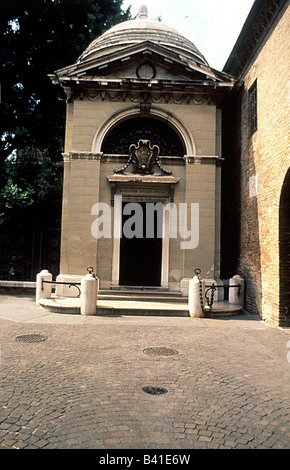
[136,63,156,79]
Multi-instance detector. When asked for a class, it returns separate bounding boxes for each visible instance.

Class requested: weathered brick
[223,1,290,327]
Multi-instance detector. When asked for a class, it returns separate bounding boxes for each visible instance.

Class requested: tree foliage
[0,0,131,225]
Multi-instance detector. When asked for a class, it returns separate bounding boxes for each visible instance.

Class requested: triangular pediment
[53,41,233,85]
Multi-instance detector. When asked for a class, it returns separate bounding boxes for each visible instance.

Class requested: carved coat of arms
[114,139,171,175]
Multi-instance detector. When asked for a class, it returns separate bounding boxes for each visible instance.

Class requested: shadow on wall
[221,89,241,279]
[221,86,262,317]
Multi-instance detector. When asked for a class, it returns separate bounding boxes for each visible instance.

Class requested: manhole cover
[15,334,48,343]
[143,347,178,357]
[142,386,168,395]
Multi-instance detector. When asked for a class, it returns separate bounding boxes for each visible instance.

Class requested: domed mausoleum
[50,5,235,294]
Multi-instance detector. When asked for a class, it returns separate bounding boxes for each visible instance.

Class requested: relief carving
[114,140,172,175]
[76,90,214,105]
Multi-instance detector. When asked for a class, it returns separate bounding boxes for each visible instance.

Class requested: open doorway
[119,202,163,286]
[279,167,290,326]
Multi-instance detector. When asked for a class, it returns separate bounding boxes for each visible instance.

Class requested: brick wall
[238,5,290,325]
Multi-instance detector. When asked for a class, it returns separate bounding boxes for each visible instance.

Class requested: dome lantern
[138,5,148,19]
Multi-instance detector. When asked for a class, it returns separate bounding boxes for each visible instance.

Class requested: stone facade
[224,0,290,326]
[51,6,234,292]
[59,103,224,290]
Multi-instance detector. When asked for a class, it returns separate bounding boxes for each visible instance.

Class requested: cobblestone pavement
[1,295,290,449]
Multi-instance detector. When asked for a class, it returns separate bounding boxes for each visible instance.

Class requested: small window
[249,80,257,136]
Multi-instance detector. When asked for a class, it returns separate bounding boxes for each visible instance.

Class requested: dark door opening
[119,202,163,286]
[279,168,290,326]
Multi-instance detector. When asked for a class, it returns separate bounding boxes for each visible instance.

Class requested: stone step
[98,303,189,317]
[38,297,242,317]
[38,297,189,316]
[99,287,181,295]
[98,290,187,303]
[98,287,186,303]
[98,296,188,303]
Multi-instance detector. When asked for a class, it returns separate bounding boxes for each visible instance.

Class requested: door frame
[111,194,169,288]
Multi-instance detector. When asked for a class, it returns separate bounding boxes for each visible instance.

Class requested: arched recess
[101,117,185,156]
[91,106,196,155]
[279,166,290,326]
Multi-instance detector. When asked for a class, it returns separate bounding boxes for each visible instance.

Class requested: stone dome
[77,5,209,67]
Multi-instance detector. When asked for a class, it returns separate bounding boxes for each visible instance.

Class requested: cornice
[223,0,287,78]
[58,79,233,106]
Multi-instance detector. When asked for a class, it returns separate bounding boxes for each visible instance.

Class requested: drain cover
[16,334,48,343]
[143,347,178,357]
[142,386,168,395]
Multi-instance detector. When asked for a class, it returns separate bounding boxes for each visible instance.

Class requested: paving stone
[1,296,290,449]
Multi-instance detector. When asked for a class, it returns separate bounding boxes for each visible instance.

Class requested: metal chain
[194,268,205,315]
[87,266,98,279]
[194,268,216,316]
[206,284,216,311]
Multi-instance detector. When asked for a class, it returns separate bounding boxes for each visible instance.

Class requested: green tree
[0,0,131,222]
[0,0,131,279]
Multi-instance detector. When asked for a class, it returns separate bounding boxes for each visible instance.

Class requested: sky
[121,0,256,70]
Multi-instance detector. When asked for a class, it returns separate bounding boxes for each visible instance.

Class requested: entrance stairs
[99,287,187,303]
[38,286,242,317]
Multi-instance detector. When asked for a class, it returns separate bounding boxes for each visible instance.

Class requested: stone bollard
[188,275,204,318]
[81,273,98,315]
[36,270,52,306]
[229,275,244,305]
